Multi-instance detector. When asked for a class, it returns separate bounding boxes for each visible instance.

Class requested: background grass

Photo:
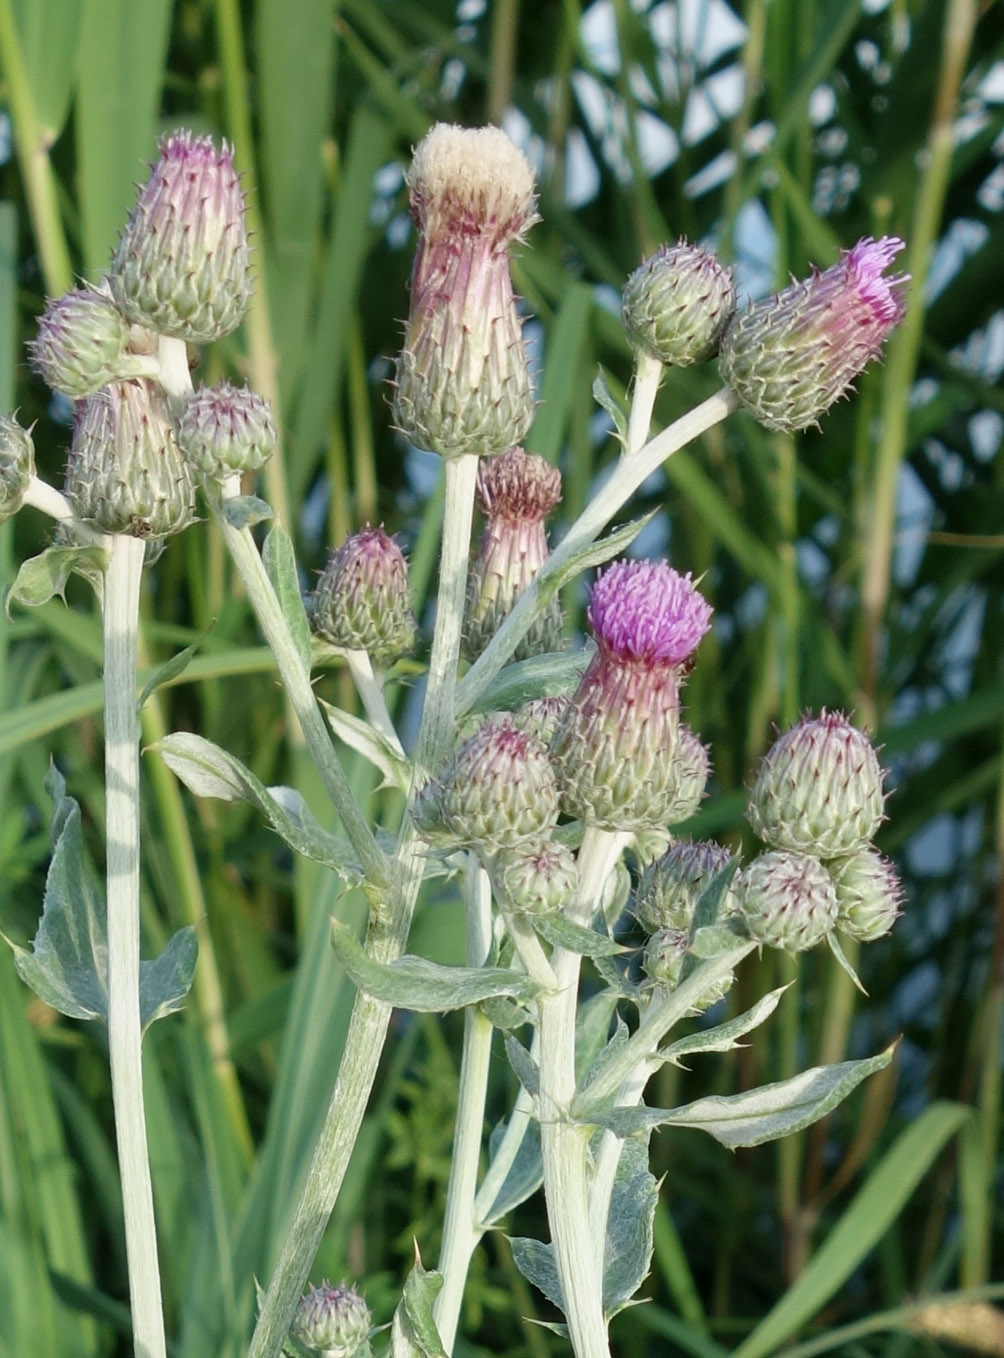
[1,0,1003,1354]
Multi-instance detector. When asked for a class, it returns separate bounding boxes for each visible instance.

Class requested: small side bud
[0,414,35,522]
[642,928,734,1011]
[494,838,577,916]
[177,381,276,479]
[312,526,417,668]
[622,240,736,366]
[110,130,252,343]
[634,839,737,934]
[290,1280,371,1358]
[739,850,838,952]
[748,711,886,858]
[831,846,904,942]
[65,380,197,539]
[30,285,145,397]
[719,236,908,432]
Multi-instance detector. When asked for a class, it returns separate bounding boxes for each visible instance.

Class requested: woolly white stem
[344,648,406,757]
[624,350,663,458]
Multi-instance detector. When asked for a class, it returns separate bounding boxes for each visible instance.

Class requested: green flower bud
[463,448,563,662]
[830,846,904,942]
[392,124,537,458]
[177,381,276,479]
[634,839,737,934]
[0,414,35,522]
[642,927,734,1011]
[65,380,197,539]
[517,696,570,746]
[663,724,711,826]
[748,711,886,859]
[622,240,735,366]
[313,526,417,667]
[30,284,150,397]
[494,837,577,916]
[416,715,559,854]
[110,130,251,343]
[291,1281,371,1358]
[739,850,838,952]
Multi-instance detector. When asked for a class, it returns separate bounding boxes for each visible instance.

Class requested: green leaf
[529,282,595,460]
[592,1046,896,1148]
[540,512,656,604]
[509,1236,564,1314]
[11,0,84,137]
[322,700,411,793]
[479,1120,542,1227]
[138,926,198,1030]
[827,930,867,994]
[532,912,626,959]
[503,1034,540,1097]
[330,920,540,1013]
[223,495,273,530]
[592,367,628,445]
[155,732,364,884]
[602,1133,659,1319]
[138,627,212,710]
[390,1258,446,1358]
[660,987,790,1063]
[5,545,107,612]
[262,523,312,672]
[467,647,593,718]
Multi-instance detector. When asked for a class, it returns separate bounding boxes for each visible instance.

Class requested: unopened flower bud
[110,130,251,343]
[291,1280,371,1358]
[313,527,417,667]
[635,839,737,934]
[831,846,904,942]
[416,715,559,854]
[622,240,735,366]
[642,928,734,1010]
[739,850,838,952]
[748,711,886,858]
[177,381,276,479]
[0,414,35,522]
[550,560,712,830]
[495,837,577,916]
[30,285,147,397]
[393,123,537,458]
[719,236,908,433]
[518,696,570,746]
[463,448,563,661]
[663,725,711,825]
[65,380,197,539]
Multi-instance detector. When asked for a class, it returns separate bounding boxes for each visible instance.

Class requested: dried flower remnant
[719,236,909,432]
[393,123,538,458]
[312,526,417,668]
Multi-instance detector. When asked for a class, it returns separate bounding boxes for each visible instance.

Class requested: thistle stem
[104,532,167,1358]
[433,856,495,1352]
[625,350,663,457]
[343,648,405,757]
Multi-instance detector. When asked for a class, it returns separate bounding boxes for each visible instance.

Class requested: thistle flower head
[494,837,577,917]
[290,1280,371,1358]
[550,561,712,830]
[463,448,563,662]
[719,236,909,432]
[0,414,35,522]
[393,123,537,459]
[748,710,886,858]
[414,715,559,854]
[739,850,839,952]
[65,380,197,539]
[622,239,736,366]
[313,526,417,667]
[110,130,251,343]
[635,838,737,934]
[831,845,904,942]
[177,381,276,480]
[30,284,142,397]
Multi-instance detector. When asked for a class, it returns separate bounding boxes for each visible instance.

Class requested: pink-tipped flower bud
[494,837,577,917]
[65,380,197,539]
[739,850,838,952]
[748,711,886,859]
[313,526,417,668]
[662,724,711,825]
[719,236,908,433]
[0,414,35,522]
[622,240,736,366]
[177,381,276,480]
[30,284,149,398]
[635,839,737,934]
[463,447,563,661]
[110,130,251,343]
[415,715,559,854]
[392,123,538,459]
[550,560,712,830]
[290,1280,371,1358]
[830,846,904,942]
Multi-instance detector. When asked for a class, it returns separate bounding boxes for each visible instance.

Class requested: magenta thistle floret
[550,561,712,830]
[109,130,251,343]
[463,448,563,662]
[719,235,909,433]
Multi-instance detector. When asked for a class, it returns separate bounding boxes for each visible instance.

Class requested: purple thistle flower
[719,235,909,433]
[588,560,713,665]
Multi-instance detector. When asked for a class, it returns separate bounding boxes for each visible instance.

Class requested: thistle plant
[3,117,912,1358]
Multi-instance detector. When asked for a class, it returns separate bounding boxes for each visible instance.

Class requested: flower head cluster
[719,236,908,432]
